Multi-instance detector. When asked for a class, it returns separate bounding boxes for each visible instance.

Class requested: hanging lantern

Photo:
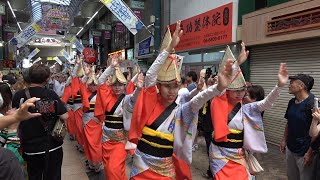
[82,48,97,64]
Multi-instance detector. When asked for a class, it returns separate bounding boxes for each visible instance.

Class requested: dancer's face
[158,82,179,105]
[227,89,246,103]
[112,81,125,96]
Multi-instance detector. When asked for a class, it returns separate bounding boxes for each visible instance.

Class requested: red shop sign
[170,3,233,51]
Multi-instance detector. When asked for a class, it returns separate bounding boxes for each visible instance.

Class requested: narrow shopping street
[1,0,319,179]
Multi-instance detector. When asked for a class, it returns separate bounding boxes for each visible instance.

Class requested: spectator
[280,74,316,180]
[0,97,40,180]
[12,64,68,180]
[309,108,320,180]
[186,71,197,91]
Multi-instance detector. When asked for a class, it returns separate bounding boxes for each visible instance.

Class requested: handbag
[245,151,264,175]
[51,119,66,142]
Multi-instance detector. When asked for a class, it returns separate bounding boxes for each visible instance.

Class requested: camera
[205,68,212,79]
[34,99,58,116]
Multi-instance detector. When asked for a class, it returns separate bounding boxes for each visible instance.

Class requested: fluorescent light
[86,11,99,25]
[219,50,225,53]
[76,27,84,36]
[0,42,3,47]
[17,22,22,31]
[76,6,103,36]
[7,1,16,18]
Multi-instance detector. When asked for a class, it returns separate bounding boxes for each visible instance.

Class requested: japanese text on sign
[14,23,41,48]
[170,3,233,51]
[100,0,143,35]
[70,37,84,52]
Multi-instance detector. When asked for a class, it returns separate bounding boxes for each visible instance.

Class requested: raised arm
[71,56,83,77]
[98,66,114,85]
[310,110,320,137]
[145,21,183,88]
[257,63,288,112]
[81,63,91,84]
[145,51,169,88]
[190,59,236,113]
[65,76,72,86]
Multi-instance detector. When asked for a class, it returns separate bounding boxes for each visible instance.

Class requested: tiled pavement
[61,135,287,180]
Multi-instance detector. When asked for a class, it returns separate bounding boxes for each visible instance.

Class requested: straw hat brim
[110,68,127,85]
[157,56,181,84]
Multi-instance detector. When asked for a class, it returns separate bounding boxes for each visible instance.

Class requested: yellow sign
[31,24,41,32]
[100,0,112,5]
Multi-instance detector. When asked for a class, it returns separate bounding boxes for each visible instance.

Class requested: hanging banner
[54,56,63,65]
[16,46,30,62]
[169,3,233,51]
[27,48,40,60]
[70,37,84,52]
[60,49,73,63]
[11,23,41,48]
[100,0,143,35]
[32,57,42,64]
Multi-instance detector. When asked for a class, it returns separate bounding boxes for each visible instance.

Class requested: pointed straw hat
[157,28,181,84]
[110,67,127,85]
[132,63,140,77]
[219,46,246,90]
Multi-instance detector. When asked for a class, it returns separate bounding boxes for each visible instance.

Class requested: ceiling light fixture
[7,1,16,18]
[76,27,84,36]
[76,5,104,36]
[86,11,99,25]
[17,22,22,31]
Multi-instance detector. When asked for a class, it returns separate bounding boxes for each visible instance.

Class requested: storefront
[242,0,320,144]
[169,0,240,77]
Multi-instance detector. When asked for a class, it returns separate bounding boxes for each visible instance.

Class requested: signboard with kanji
[169,3,233,51]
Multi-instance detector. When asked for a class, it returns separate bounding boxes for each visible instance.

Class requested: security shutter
[250,38,320,145]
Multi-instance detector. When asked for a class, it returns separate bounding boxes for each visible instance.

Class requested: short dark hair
[181,77,186,85]
[29,64,51,84]
[247,85,265,101]
[0,82,12,110]
[123,72,129,80]
[187,71,197,82]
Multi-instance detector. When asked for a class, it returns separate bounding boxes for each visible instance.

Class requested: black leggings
[23,148,63,180]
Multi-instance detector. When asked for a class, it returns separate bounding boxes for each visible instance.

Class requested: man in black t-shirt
[280,74,316,180]
[12,64,68,180]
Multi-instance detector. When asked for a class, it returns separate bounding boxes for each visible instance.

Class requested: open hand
[14,97,41,122]
[277,63,288,87]
[237,42,249,66]
[166,21,183,52]
[135,73,145,90]
[197,77,205,91]
[84,64,91,76]
[312,108,320,122]
[217,59,234,92]
[111,56,119,68]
